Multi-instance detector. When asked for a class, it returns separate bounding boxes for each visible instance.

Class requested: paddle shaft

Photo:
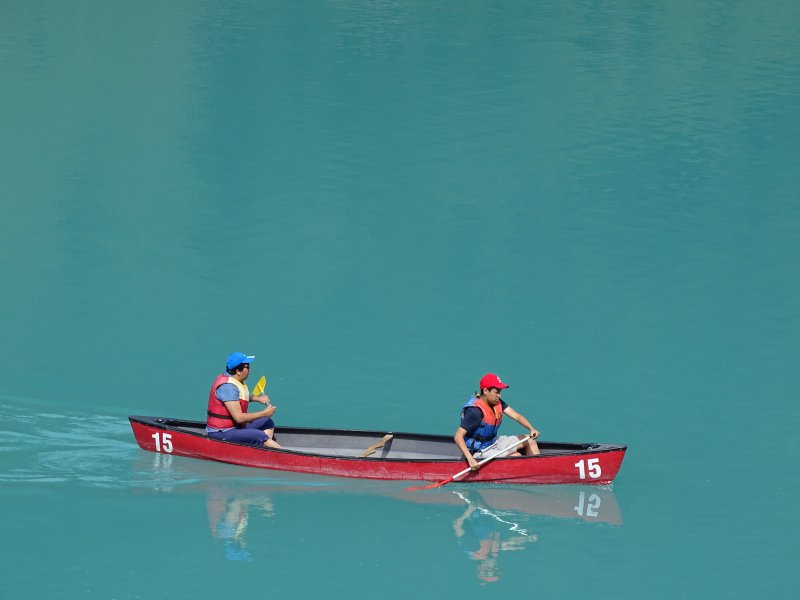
[451,435,532,482]
[406,435,532,491]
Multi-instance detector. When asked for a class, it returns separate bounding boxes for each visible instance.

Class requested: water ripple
[0,401,139,487]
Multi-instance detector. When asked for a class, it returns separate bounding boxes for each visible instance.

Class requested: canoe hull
[129,416,626,485]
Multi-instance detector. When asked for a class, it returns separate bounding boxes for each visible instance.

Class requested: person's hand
[254,394,271,405]
[467,455,480,470]
[262,405,277,418]
[529,427,539,440]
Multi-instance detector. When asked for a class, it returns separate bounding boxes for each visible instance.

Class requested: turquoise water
[2,1,799,597]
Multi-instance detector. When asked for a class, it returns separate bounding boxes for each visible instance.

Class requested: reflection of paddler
[206,486,274,561]
[454,504,502,582]
[452,493,538,584]
[454,503,498,554]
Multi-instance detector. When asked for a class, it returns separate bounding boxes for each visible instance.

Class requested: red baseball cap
[479,373,509,390]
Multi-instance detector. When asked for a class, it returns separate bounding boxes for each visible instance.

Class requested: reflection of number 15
[575,458,601,479]
[574,491,601,517]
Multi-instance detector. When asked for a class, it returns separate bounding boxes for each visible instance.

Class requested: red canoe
[129,416,626,485]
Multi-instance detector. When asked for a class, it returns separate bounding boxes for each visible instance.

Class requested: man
[454,373,540,470]
[206,352,281,448]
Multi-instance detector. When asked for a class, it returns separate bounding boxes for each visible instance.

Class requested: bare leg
[263,428,281,448]
[518,435,540,456]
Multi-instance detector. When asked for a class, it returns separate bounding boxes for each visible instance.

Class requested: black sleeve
[459,407,483,436]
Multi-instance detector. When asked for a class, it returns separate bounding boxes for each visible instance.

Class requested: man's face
[483,387,503,405]
[238,363,251,380]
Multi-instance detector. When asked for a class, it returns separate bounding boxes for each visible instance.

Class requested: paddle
[251,376,267,399]
[404,435,532,492]
[359,434,394,457]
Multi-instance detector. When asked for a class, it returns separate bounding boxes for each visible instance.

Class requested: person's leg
[475,436,521,459]
[518,434,540,456]
[215,427,268,447]
[246,417,274,432]
[245,418,281,448]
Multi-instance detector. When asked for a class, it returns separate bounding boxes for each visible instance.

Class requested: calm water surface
[2,1,799,598]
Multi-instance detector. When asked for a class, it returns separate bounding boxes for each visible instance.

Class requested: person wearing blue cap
[205,352,281,448]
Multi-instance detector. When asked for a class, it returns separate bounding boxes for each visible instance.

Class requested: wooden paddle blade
[252,376,266,397]
[359,434,393,457]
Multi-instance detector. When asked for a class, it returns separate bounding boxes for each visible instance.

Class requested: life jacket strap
[207,410,231,420]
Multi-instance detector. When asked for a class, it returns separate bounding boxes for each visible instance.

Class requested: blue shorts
[207,417,275,447]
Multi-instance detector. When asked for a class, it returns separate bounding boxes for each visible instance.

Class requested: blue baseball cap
[226,352,255,370]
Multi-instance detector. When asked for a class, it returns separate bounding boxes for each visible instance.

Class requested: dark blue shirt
[460,400,508,436]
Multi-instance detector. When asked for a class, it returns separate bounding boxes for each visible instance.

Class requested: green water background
[2,1,798,597]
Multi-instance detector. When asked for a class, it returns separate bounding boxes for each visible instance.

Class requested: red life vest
[206,373,248,429]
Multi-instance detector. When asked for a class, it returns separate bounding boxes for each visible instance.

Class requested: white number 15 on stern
[575,458,601,479]
[151,432,173,453]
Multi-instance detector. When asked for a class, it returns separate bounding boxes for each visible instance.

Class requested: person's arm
[454,427,480,470]
[216,382,276,425]
[453,503,477,537]
[251,393,271,405]
[503,406,539,440]
[224,399,276,425]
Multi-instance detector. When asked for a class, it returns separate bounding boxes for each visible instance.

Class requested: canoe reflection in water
[448,487,618,583]
[138,454,621,566]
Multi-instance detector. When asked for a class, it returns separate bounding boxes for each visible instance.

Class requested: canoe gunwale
[129,415,627,463]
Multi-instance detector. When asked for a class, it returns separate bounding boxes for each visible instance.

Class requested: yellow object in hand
[252,375,266,397]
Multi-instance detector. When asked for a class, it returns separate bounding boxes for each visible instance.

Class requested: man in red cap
[454,373,540,470]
